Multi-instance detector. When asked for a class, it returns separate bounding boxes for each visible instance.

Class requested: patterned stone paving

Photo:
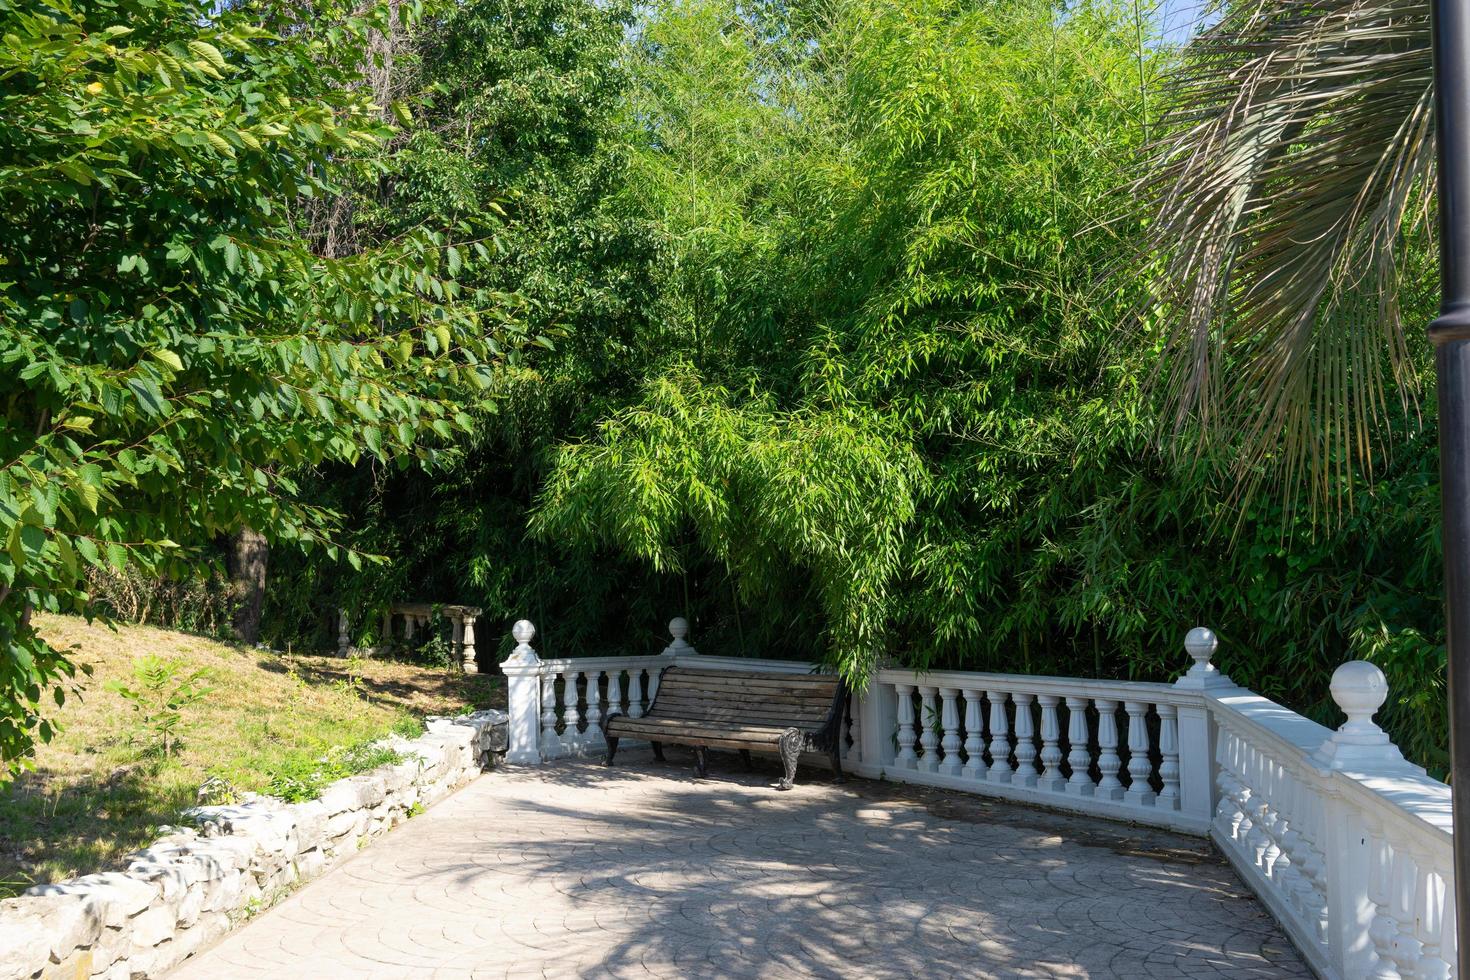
[169,749,1311,979]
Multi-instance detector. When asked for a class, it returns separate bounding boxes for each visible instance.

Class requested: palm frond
[1133,0,1434,513]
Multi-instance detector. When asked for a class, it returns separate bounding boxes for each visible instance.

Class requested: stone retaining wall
[1,710,507,980]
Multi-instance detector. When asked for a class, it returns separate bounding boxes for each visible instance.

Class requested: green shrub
[264,738,405,804]
[106,656,214,758]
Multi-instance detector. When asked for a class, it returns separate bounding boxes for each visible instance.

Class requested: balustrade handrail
[535,653,670,672]
[1208,688,1335,761]
[875,665,1194,705]
[1335,765,1453,847]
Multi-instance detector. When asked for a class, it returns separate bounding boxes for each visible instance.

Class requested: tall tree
[0,0,528,774]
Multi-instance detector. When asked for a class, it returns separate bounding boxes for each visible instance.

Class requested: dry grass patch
[0,613,504,896]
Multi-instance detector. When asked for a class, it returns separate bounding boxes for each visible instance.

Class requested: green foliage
[530,0,1447,768]
[260,0,659,652]
[390,713,424,739]
[265,738,403,803]
[0,0,531,773]
[106,655,214,758]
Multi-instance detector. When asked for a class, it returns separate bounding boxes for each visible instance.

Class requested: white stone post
[856,677,895,774]
[1175,627,1232,826]
[1312,659,1417,978]
[499,620,543,765]
[662,617,698,658]
[461,615,479,674]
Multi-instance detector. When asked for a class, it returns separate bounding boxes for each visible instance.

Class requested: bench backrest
[648,666,844,735]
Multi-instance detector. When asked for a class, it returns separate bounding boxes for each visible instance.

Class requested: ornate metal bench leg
[829,747,847,784]
[652,741,665,762]
[693,746,709,779]
[739,749,754,772]
[604,736,619,767]
[777,729,801,790]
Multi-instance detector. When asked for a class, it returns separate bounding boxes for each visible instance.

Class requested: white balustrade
[500,618,1455,979]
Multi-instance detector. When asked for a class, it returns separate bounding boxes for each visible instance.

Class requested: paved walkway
[170,750,1310,979]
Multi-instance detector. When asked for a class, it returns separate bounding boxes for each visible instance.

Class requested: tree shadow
[0,762,190,899]
[374,750,1309,979]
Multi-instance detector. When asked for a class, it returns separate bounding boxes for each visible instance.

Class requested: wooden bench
[603,665,847,790]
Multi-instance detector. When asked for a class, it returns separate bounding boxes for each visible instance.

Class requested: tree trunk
[229,526,269,645]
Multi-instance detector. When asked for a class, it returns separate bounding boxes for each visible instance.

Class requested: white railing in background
[500,618,1454,980]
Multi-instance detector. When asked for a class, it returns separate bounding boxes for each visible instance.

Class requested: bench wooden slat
[603,664,846,789]
[657,672,837,692]
[648,700,834,721]
[651,694,835,715]
[605,717,793,742]
[662,668,839,685]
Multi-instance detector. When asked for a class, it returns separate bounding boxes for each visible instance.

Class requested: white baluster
[1413,851,1448,980]
[1387,843,1424,977]
[628,669,645,719]
[1213,727,1245,848]
[938,688,963,776]
[1037,695,1064,791]
[1122,700,1154,806]
[895,684,918,768]
[1094,698,1123,800]
[962,689,987,780]
[647,666,663,703]
[986,689,1012,784]
[584,669,605,748]
[540,671,562,760]
[1367,825,1401,979]
[1157,702,1180,809]
[1065,696,1093,796]
[1244,744,1273,871]
[563,669,583,755]
[918,686,940,773]
[1426,871,1454,980]
[1011,693,1037,787]
[607,669,624,718]
[1272,767,1303,908]
[461,615,478,674]
[1297,785,1329,944]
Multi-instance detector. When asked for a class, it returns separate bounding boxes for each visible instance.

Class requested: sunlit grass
[0,613,503,897]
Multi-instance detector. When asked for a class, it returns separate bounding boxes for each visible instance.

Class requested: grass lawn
[0,613,504,897]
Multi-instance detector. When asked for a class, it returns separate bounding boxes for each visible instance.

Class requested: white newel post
[856,675,895,774]
[1313,660,1418,979]
[500,619,543,765]
[1175,626,1234,825]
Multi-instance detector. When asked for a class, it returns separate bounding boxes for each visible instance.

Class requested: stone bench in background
[336,603,483,673]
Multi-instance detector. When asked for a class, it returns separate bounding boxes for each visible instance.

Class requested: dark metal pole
[1429,0,1470,969]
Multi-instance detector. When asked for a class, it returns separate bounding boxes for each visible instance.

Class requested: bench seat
[604,665,847,789]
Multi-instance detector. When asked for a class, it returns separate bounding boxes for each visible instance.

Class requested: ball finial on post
[1314,660,1411,772]
[662,617,696,657]
[1174,626,1233,689]
[513,619,536,646]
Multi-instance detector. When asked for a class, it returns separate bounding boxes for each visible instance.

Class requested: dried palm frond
[1133,0,1434,513]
